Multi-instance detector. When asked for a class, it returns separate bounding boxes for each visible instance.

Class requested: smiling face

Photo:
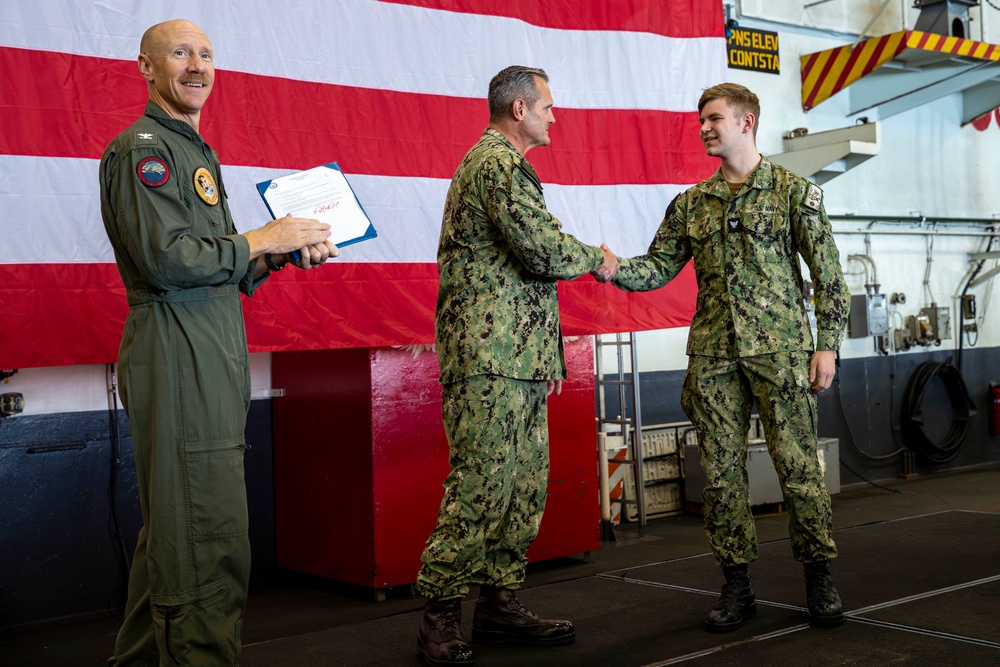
[138,20,214,129]
[698,97,750,159]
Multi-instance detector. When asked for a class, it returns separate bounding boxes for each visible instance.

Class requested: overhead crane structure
[800,28,1000,125]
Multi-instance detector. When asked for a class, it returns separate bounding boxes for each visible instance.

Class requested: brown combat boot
[471,586,575,645]
[417,599,474,666]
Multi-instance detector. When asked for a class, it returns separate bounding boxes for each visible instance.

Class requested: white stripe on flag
[1,155,681,264]
[0,0,726,111]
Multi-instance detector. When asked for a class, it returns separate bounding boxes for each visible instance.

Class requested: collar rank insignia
[137,156,169,187]
[193,167,219,206]
[805,183,823,211]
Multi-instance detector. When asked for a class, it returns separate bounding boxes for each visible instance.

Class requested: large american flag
[0,0,725,368]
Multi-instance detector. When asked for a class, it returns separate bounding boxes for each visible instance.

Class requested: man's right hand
[245,214,331,258]
[592,243,619,282]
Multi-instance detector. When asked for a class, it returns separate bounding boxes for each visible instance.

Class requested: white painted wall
[739,0,996,43]
[3,354,275,417]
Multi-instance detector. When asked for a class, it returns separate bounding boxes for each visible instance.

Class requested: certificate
[256,162,377,249]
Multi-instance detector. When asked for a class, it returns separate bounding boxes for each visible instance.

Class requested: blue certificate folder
[256,162,378,254]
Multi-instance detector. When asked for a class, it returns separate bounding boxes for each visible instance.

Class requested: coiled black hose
[900,359,976,465]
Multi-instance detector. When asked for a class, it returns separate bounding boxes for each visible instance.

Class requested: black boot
[704,564,757,632]
[804,560,844,626]
[417,599,475,666]
[471,586,575,645]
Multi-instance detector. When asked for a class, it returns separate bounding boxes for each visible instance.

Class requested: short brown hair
[698,83,760,137]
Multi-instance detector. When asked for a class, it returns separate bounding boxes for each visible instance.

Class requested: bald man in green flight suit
[100,19,336,666]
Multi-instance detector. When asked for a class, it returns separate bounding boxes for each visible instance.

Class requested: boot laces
[434,605,464,641]
[807,576,838,606]
[717,577,749,608]
[504,591,540,621]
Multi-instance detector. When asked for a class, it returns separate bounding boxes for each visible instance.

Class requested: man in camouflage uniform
[415,66,618,666]
[608,83,850,631]
[101,20,335,666]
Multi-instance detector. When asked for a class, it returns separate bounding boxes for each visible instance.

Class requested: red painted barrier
[272,339,600,590]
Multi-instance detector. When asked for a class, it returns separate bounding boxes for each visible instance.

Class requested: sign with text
[727,26,780,74]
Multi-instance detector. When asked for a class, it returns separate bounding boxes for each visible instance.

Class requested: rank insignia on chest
[193,167,219,206]
[805,183,823,210]
[137,156,170,187]
[728,216,741,230]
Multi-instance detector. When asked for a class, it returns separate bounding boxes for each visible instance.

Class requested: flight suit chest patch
[193,167,219,206]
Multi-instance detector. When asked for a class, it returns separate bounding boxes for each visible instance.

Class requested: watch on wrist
[263,253,285,272]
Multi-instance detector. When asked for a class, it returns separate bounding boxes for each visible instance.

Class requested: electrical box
[961,295,976,320]
[920,305,951,340]
[849,293,889,338]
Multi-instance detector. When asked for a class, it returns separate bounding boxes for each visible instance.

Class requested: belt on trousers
[126,284,236,306]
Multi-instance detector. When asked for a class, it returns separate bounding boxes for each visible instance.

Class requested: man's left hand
[809,350,836,394]
[547,380,562,397]
[293,241,340,269]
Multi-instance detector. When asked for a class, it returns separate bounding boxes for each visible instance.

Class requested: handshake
[591,243,619,283]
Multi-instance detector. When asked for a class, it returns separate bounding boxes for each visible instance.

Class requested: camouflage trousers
[415,374,550,601]
[681,352,837,566]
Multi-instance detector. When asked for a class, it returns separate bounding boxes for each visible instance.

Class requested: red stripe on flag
[0,263,696,368]
[377,0,723,38]
[0,263,128,368]
[0,47,715,186]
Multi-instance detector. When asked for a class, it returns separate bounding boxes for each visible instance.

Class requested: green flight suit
[416,129,603,600]
[100,101,267,666]
[614,157,850,566]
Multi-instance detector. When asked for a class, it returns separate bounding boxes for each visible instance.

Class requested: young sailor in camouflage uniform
[608,83,850,631]
[101,20,335,666]
[415,66,618,666]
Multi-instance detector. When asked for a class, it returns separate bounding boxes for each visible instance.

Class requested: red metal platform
[272,337,600,590]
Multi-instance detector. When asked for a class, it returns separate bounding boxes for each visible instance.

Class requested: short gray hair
[488,66,548,121]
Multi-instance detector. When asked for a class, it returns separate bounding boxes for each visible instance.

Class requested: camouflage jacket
[436,128,604,383]
[613,157,849,357]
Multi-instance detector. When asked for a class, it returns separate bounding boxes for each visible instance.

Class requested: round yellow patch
[193,167,219,206]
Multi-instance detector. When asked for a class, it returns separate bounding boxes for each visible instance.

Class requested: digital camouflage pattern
[435,128,604,384]
[612,157,847,568]
[416,375,549,600]
[420,128,604,601]
[613,157,849,357]
[681,353,837,565]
